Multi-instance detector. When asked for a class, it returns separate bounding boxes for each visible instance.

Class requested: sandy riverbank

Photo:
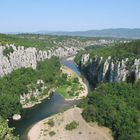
[28,107,113,140]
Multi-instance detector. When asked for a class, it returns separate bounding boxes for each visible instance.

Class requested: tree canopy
[79,82,140,140]
[0,57,61,119]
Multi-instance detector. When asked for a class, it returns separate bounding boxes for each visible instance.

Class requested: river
[9,58,89,140]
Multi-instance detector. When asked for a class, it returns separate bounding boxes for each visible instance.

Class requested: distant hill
[37,28,140,38]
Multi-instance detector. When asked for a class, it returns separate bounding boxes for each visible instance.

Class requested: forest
[75,40,140,65]
[0,57,61,119]
[0,33,108,50]
[79,82,140,140]
[89,40,140,59]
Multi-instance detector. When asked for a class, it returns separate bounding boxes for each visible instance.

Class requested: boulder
[12,114,21,120]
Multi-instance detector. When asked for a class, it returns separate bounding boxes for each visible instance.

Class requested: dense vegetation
[0,34,63,50]
[89,40,140,59]
[75,40,140,65]
[79,82,140,140]
[0,117,19,140]
[0,33,107,50]
[56,73,81,99]
[0,57,61,119]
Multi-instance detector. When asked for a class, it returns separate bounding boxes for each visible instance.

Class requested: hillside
[75,40,140,140]
[0,34,116,50]
[89,40,140,59]
[79,82,140,140]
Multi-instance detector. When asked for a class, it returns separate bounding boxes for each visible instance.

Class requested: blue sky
[0,0,140,32]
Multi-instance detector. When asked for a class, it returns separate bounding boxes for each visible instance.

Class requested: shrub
[3,47,14,57]
[49,131,56,137]
[47,119,54,127]
[65,121,79,131]
[73,77,79,83]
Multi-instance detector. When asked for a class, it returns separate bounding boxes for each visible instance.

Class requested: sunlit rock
[80,54,140,85]
[0,44,79,77]
[12,114,21,120]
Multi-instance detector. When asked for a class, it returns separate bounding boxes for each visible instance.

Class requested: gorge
[0,34,140,140]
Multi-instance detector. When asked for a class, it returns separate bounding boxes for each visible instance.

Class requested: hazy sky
[0,0,140,32]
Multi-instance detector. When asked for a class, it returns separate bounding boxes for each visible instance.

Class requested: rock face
[0,44,79,77]
[80,53,140,86]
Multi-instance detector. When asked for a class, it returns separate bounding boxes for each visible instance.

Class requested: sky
[0,0,140,32]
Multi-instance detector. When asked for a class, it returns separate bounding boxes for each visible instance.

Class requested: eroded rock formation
[0,44,79,77]
[80,53,140,86]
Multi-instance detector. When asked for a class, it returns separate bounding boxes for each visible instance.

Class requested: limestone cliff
[80,53,140,86]
[0,44,79,77]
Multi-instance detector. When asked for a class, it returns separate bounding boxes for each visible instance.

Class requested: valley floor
[28,107,113,140]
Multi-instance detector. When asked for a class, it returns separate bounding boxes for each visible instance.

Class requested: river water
[9,58,89,140]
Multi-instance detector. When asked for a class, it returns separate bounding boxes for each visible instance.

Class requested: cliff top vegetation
[88,40,140,59]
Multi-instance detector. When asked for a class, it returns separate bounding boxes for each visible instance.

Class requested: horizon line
[1,27,140,34]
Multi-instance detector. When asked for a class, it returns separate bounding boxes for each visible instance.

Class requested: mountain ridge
[36,28,140,38]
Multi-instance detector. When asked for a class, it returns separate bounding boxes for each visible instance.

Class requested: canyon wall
[0,44,79,77]
[80,53,140,86]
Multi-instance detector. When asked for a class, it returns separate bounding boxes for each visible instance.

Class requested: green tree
[0,117,19,140]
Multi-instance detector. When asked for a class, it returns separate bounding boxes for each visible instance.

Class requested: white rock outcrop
[81,53,90,65]
[20,79,47,104]
[80,53,140,86]
[0,44,79,77]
